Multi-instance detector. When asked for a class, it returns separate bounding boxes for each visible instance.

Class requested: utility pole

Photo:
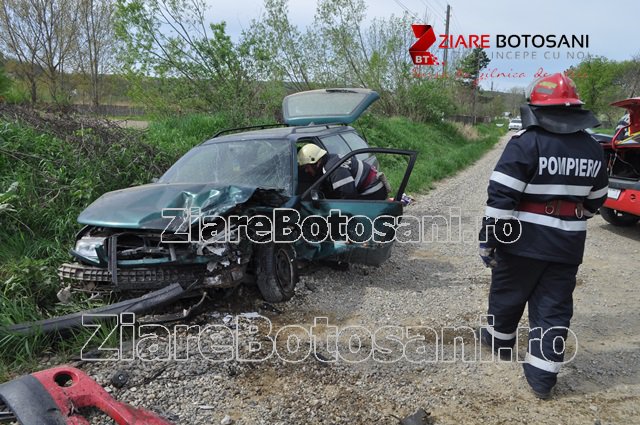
[443,4,451,76]
[472,54,479,124]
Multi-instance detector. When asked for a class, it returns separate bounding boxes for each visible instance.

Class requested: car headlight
[74,236,106,260]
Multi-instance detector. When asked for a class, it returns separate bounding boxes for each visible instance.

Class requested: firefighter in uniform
[297,144,389,200]
[478,73,608,399]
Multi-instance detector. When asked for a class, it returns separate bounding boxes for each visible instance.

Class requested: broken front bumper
[58,262,245,293]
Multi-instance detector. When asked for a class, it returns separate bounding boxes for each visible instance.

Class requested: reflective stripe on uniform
[587,186,608,199]
[332,176,354,189]
[516,212,587,231]
[361,181,384,195]
[525,352,562,373]
[485,206,515,219]
[485,326,516,341]
[354,160,364,187]
[523,183,591,196]
[490,171,527,192]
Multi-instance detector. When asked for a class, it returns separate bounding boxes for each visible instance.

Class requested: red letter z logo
[409,24,439,65]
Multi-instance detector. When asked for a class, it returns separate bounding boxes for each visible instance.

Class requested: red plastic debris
[31,366,173,425]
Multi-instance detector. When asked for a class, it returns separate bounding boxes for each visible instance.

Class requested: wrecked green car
[58,89,417,303]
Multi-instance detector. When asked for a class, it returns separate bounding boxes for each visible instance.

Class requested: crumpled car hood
[78,183,261,230]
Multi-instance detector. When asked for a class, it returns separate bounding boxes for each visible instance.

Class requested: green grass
[595,127,616,135]
[357,115,505,193]
[0,111,246,376]
[0,115,176,377]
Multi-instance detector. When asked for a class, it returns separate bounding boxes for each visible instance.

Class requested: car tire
[255,243,298,302]
[600,207,640,227]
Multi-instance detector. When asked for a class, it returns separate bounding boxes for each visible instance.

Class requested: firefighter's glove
[479,242,497,268]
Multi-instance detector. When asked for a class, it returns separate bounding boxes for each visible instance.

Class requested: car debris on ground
[0,366,173,424]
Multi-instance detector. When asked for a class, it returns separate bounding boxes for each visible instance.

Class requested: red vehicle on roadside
[600,98,640,226]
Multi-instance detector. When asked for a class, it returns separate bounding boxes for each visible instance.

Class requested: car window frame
[318,134,351,156]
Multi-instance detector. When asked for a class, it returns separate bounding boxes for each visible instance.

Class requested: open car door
[282,88,380,126]
[294,148,417,266]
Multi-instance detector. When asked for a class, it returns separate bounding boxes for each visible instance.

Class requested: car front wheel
[600,207,640,227]
[255,243,298,302]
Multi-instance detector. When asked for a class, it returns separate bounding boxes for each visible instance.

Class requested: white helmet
[297,144,327,165]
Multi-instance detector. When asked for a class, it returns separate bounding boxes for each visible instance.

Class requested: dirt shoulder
[83,133,639,424]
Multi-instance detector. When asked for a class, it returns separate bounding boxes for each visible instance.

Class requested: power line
[393,0,420,21]
[434,0,447,9]
[431,0,449,15]
[418,0,446,24]
[431,1,465,34]
[453,14,464,32]
[448,2,465,33]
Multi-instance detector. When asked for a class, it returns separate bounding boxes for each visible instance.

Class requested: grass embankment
[0,110,504,377]
[357,115,505,193]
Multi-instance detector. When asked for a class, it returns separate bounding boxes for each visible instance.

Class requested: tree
[246,0,312,92]
[457,48,490,122]
[315,0,370,87]
[77,0,116,108]
[457,48,490,87]
[618,53,640,98]
[0,0,79,104]
[313,0,416,114]
[37,0,79,102]
[0,0,44,103]
[570,56,626,124]
[507,86,526,116]
[115,0,264,119]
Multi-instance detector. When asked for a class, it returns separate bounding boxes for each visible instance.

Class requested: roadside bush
[397,79,458,123]
[0,110,166,338]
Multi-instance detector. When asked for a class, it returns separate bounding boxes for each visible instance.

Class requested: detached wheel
[255,243,298,302]
[600,207,640,227]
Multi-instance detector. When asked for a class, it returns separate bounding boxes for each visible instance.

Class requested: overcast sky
[205,0,639,91]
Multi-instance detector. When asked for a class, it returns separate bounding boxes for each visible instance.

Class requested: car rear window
[341,131,368,150]
[341,131,372,161]
[320,135,350,156]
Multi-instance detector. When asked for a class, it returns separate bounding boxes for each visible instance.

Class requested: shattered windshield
[159,139,293,194]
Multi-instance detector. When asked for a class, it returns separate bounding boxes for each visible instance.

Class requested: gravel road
[81,132,640,424]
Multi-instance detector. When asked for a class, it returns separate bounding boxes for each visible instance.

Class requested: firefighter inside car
[297,143,390,200]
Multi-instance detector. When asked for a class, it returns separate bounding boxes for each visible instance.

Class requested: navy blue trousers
[483,249,578,393]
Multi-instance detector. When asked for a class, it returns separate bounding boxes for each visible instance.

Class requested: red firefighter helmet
[527,73,583,106]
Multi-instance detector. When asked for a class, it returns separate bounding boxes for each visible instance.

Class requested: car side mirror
[151,177,159,184]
